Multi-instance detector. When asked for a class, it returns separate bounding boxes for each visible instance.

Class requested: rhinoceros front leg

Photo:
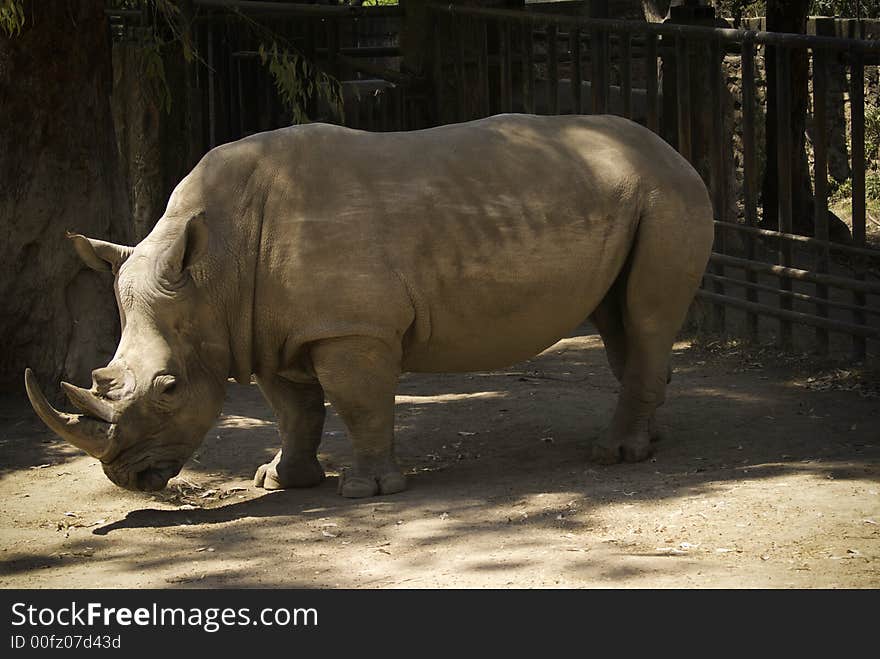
[310,336,406,498]
[253,375,327,490]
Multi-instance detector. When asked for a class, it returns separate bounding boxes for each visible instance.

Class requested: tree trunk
[0,1,130,397]
[111,37,197,243]
[762,0,813,234]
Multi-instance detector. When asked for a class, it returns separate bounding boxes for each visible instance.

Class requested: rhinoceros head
[25,214,230,491]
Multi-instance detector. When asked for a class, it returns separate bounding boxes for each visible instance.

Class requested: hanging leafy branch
[716,1,880,18]
[107,2,345,124]
[258,42,345,125]
[151,0,196,63]
[108,0,198,114]
[229,7,346,125]
[0,0,25,37]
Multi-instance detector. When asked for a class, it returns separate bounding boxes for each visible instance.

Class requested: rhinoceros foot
[591,430,656,465]
[254,454,325,490]
[591,412,664,465]
[337,468,406,499]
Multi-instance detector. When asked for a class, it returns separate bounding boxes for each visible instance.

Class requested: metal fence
[107,1,880,360]
[191,0,427,145]
[427,2,880,360]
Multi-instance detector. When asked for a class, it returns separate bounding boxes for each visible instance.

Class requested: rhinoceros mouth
[135,461,182,491]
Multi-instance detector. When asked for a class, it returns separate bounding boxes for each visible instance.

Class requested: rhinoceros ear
[160,212,209,279]
[67,233,133,274]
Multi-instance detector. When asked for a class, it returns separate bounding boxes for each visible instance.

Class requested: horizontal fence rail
[109,1,880,360]
[194,0,403,18]
[428,2,880,360]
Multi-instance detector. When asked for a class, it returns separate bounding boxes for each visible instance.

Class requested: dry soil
[1,325,878,588]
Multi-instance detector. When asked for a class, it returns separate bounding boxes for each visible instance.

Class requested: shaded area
[1,325,878,588]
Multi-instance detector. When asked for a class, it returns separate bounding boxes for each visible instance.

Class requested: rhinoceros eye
[153,374,178,396]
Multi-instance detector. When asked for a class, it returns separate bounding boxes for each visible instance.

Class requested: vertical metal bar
[591,28,608,114]
[547,24,559,115]
[776,46,794,349]
[522,20,535,114]
[352,10,360,48]
[675,36,692,163]
[498,21,508,114]
[432,14,444,124]
[478,20,490,117]
[366,91,376,131]
[710,37,726,333]
[454,16,466,121]
[389,86,398,132]
[304,20,317,120]
[741,36,759,341]
[194,18,201,90]
[812,47,830,355]
[398,86,406,131]
[401,88,408,132]
[349,91,360,130]
[620,31,632,119]
[741,38,758,227]
[207,19,216,148]
[850,51,867,360]
[381,90,390,132]
[326,17,340,75]
[571,27,583,114]
[646,33,658,133]
[500,20,512,113]
[236,58,245,138]
[191,18,204,157]
[590,29,600,114]
[600,30,610,114]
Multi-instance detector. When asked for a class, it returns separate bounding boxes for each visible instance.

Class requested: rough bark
[0,1,130,396]
[761,0,814,233]
[112,44,164,243]
[111,38,196,243]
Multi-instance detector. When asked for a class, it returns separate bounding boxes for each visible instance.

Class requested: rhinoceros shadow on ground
[87,324,880,539]
[2,325,878,587]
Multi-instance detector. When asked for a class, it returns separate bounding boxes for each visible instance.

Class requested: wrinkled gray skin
[26,114,714,498]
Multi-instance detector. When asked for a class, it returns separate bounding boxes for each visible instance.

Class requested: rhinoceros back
[193,114,710,374]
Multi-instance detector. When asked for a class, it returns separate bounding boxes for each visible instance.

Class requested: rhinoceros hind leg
[591,206,707,465]
[590,288,663,458]
[591,427,654,465]
[311,336,406,499]
[337,466,406,498]
[253,375,327,490]
[589,283,628,383]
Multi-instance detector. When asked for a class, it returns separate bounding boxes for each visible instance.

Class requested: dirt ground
[1,325,878,589]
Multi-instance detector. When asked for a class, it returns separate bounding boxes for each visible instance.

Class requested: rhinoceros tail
[393,269,432,347]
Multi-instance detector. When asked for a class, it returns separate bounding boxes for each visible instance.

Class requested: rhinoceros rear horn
[67,233,133,274]
[24,369,113,460]
[61,381,120,424]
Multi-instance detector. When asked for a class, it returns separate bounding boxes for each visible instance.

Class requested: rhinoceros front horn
[24,369,114,460]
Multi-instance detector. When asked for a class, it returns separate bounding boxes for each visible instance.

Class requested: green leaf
[0,0,25,37]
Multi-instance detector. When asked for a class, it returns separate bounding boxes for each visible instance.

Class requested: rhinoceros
[25,114,713,498]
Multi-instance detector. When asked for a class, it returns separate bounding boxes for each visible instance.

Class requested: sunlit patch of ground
[1,327,877,588]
